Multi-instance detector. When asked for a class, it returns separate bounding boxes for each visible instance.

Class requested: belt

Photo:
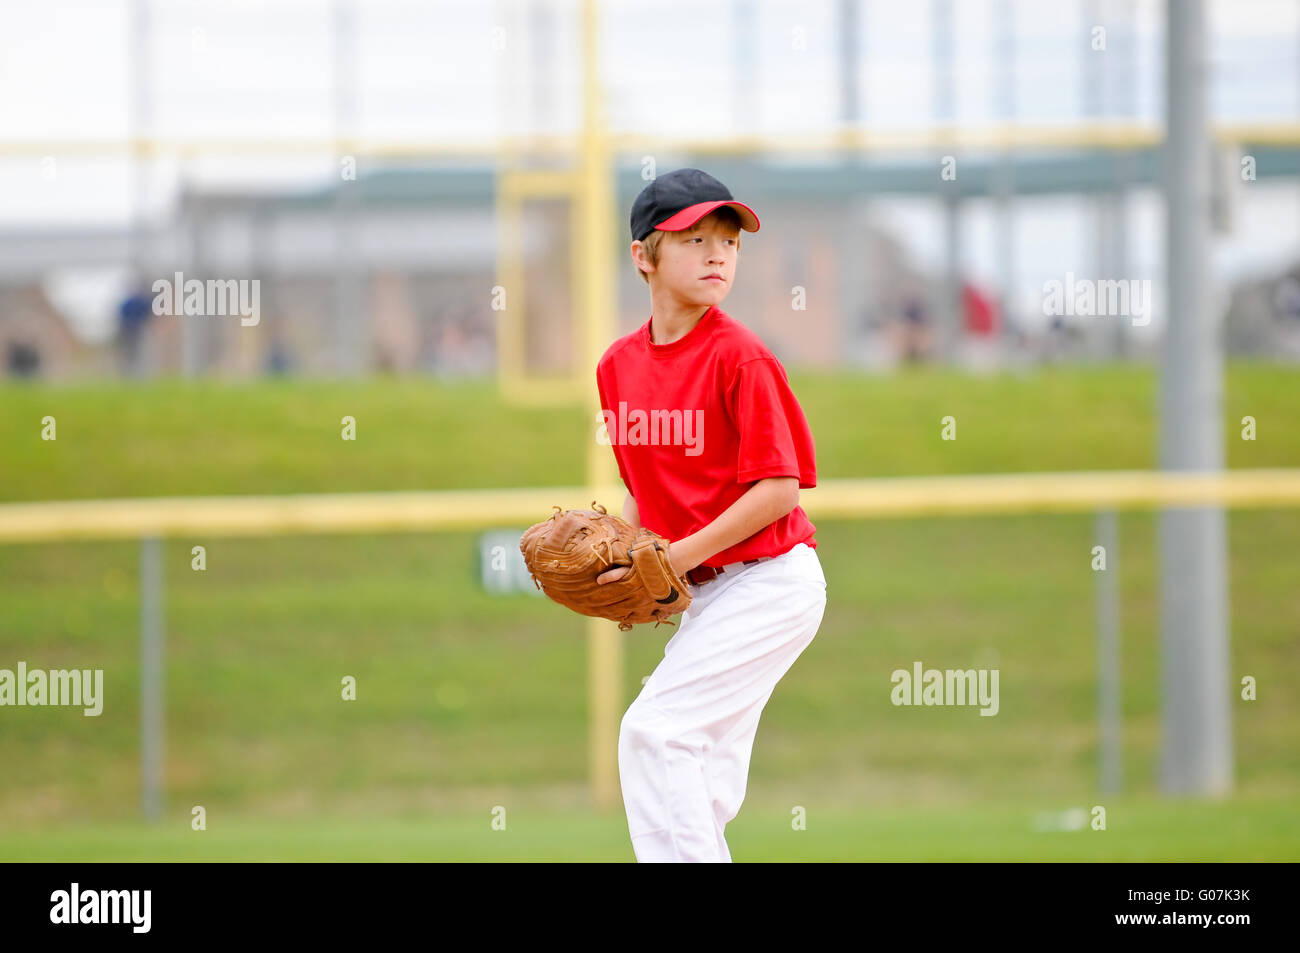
[686,557,771,586]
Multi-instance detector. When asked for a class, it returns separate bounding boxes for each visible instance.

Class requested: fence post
[1095,510,1122,794]
[140,536,164,821]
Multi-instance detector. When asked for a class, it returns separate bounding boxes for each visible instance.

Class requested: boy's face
[636,212,740,310]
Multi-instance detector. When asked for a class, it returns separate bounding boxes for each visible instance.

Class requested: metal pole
[838,0,862,362]
[993,0,1016,357]
[933,0,959,363]
[1110,0,1137,360]
[733,0,758,135]
[1094,194,1112,361]
[333,0,365,376]
[527,0,556,137]
[838,0,859,129]
[943,194,961,364]
[140,537,164,821]
[1086,0,1108,361]
[1105,187,1130,359]
[182,200,204,376]
[1095,510,1122,794]
[1158,0,1232,795]
[130,0,151,379]
[247,208,270,374]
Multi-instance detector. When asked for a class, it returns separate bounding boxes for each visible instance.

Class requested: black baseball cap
[630,168,760,242]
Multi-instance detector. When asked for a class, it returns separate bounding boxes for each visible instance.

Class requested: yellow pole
[580,0,622,812]
[494,165,523,397]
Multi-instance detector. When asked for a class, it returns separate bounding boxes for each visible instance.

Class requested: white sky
[1,0,1295,218]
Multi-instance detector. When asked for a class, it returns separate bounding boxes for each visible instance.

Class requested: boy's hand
[521,503,693,631]
[596,565,632,585]
[597,540,696,585]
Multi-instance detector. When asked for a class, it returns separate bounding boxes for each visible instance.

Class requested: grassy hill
[3,362,1296,502]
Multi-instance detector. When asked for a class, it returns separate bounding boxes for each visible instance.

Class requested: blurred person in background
[960,280,1002,371]
[117,278,153,378]
[896,293,934,364]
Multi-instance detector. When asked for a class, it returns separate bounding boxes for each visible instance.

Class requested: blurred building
[0,284,88,380]
[3,148,1300,380]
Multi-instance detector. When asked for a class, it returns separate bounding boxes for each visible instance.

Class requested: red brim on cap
[655,200,760,234]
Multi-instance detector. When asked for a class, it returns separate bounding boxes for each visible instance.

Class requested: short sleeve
[726,358,817,488]
[596,365,634,492]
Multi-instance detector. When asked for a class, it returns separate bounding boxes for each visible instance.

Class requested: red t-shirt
[595,304,818,568]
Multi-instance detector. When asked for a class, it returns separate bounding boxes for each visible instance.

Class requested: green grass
[2,363,1296,502]
[0,364,1296,855]
[2,796,1295,861]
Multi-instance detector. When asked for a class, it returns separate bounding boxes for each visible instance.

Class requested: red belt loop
[686,565,718,585]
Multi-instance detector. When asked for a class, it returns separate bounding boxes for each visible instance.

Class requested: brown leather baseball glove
[519,502,693,631]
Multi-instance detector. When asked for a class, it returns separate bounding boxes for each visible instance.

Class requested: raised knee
[619,703,670,755]
[619,703,710,761]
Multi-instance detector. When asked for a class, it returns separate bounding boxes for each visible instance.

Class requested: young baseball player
[594,168,826,863]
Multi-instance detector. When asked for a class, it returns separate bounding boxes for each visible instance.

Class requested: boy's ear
[631,239,655,276]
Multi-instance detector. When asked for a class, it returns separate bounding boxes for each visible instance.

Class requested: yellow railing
[4,470,1300,543]
[4,120,1299,158]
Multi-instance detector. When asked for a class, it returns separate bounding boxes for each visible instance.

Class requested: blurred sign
[478,531,543,595]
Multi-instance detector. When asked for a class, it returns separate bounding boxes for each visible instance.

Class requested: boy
[594,168,827,863]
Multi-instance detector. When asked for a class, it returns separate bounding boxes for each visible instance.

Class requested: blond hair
[634,205,743,284]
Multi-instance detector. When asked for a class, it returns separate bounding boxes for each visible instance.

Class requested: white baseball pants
[617,542,827,863]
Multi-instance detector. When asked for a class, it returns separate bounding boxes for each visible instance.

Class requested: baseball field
[1,363,1296,861]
